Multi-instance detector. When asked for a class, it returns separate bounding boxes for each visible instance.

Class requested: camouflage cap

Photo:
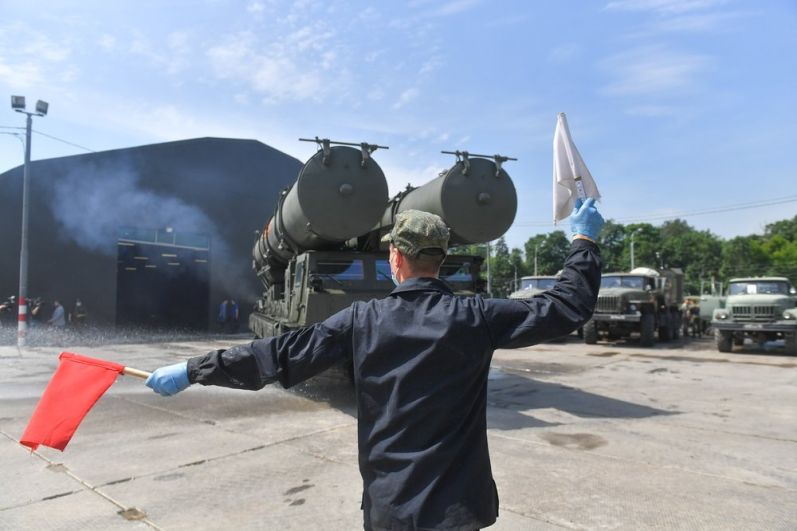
[380,210,450,257]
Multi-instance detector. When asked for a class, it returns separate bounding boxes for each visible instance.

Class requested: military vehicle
[249,139,517,339]
[711,277,797,354]
[507,275,558,301]
[583,267,683,347]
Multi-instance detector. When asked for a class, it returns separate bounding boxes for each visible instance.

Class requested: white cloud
[652,10,743,32]
[547,43,579,64]
[0,23,76,90]
[206,24,345,103]
[98,33,117,52]
[392,87,420,110]
[247,1,265,13]
[625,104,675,116]
[0,58,43,89]
[604,0,728,15]
[128,30,193,76]
[601,46,708,96]
[429,0,481,17]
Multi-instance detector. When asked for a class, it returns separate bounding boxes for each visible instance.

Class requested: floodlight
[35,100,49,116]
[11,95,26,110]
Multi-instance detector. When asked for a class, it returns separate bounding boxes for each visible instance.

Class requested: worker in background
[47,300,66,328]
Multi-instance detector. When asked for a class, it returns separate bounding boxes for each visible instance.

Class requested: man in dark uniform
[146,199,604,530]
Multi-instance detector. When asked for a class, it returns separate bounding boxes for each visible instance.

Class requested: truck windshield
[316,260,364,281]
[522,278,557,290]
[728,281,789,295]
[439,262,472,282]
[601,276,646,289]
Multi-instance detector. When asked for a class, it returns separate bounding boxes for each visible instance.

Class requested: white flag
[553,112,601,223]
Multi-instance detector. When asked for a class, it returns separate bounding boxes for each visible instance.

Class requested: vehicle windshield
[521,278,556,290]
[728,281,790,295]
[439,262,472,282]
[316,260,364,281]
[375,260,473,283]
[601,275,647,289]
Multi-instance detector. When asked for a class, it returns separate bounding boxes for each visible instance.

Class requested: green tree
[720,236,770,279]
[765,215,797,242]
[622,223,660,271]
[658,219,722,294]
[488,237,515,297]
[523,231,569,275]
[596,220,625,272]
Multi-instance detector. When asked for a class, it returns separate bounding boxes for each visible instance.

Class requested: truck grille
[731,305,778,321]
[596,296,619,313]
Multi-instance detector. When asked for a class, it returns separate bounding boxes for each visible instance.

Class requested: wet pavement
[1,333,796,530]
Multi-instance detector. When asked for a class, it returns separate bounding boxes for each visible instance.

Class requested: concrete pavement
[1,334,795,530]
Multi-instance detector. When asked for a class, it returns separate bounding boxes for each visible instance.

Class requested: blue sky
[1,0,795,251]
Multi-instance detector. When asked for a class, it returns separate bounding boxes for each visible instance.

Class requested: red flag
[20,352,124,451]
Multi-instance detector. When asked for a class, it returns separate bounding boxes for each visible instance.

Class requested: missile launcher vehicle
[249,139,517,339]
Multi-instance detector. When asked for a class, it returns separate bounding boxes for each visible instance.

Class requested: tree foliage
[476,214,797,297]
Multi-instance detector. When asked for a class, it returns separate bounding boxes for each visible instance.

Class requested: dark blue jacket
[187,239,601,530]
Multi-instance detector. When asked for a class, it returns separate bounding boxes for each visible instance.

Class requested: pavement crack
[0,436,164,530]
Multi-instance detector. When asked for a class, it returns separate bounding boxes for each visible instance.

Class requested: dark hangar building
[0,137,302,330]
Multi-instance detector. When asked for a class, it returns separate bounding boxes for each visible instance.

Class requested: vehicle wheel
[583,320,598,344]
[671,312,681,340]
[640,313,655,347]
[784,332,797,355]
[733,334,744,346]
[658,314,671,342]
[715,330,732,352]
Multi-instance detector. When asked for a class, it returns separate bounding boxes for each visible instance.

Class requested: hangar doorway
[116,227,210,330]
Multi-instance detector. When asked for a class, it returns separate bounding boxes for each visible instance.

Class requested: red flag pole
[122,367,152,379]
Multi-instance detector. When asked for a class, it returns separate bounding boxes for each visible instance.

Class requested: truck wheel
[640,313,655,347]
[583,320,598,344]
[785,332,797,356]
[733,335,744,346]
[658,316,671,342]
[715,330,732,352]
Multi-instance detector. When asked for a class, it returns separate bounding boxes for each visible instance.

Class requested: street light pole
[485,241,492,296]
[630,229,640,270]
[11,96,48,350]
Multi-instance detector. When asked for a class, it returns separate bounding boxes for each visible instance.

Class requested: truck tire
[658,314,671,342]
[583,320,598,344]
[715,330,732,352]
[640,313,655,347]
[671,311,681,340]
[785,332,797,356]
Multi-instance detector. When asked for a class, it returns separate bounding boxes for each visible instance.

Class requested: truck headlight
[628,304,637,312]
[716,311,728,320]
[784,312,796,320]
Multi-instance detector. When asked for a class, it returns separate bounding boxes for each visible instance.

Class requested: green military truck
[711,277,797,354]
[583,267,683,347]
[507,275,558,301]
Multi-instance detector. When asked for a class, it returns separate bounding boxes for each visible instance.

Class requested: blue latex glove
[145,361,191,396]
[569,197,605,241]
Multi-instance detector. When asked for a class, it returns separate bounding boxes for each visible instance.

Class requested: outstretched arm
[482,198,604,349]
[145,307,354,395]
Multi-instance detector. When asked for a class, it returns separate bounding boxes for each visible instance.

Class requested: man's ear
[393,247,403,269]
